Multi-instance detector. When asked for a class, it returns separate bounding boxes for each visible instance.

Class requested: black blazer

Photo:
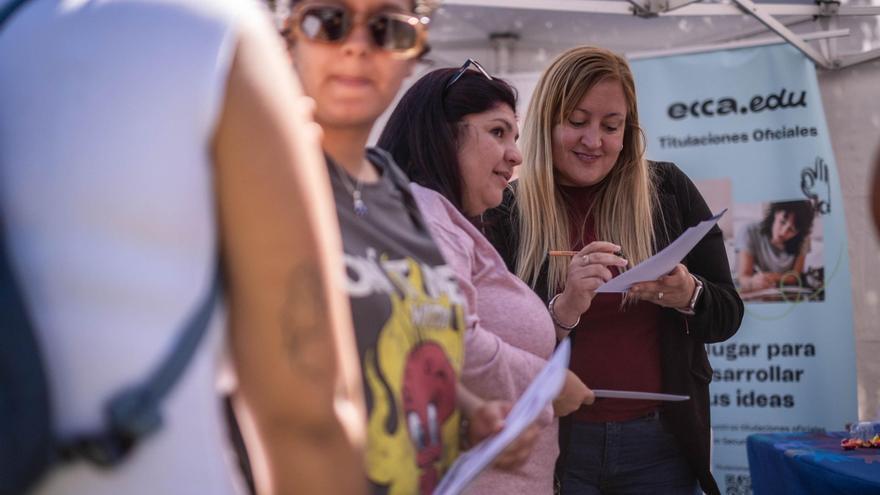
[483,161,744,495]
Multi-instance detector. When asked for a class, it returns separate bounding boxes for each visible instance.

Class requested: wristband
[549,293,580,330]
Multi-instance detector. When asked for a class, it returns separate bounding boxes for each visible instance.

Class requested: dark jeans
[560,412,702,495]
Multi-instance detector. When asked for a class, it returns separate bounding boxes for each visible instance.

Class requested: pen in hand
[547,250,629,267]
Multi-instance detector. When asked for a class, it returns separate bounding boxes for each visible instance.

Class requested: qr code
[724,474,752,495]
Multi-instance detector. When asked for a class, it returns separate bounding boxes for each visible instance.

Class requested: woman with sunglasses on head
[482,46,744,495]
[278,2,538,493]
[378,62,595,495]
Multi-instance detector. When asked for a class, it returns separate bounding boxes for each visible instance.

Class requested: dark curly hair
[760,200,815,255]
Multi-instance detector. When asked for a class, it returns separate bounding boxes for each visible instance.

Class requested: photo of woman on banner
[734,200,822,302]
[483,45,744,495]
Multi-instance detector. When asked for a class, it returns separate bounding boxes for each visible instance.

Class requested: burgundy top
[559,184,663,423]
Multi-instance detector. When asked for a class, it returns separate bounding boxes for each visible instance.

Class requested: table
[747,431,880,494]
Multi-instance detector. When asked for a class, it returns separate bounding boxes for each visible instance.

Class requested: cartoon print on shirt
[402,342,456,494]
[358,256,465,495]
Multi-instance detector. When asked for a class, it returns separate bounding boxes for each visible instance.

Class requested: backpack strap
[0,228,54,493]
[59,267,222,466]
[0,0,222,472]
[0,0,33,30]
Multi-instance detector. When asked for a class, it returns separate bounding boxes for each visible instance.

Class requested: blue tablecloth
[747,431,880,494]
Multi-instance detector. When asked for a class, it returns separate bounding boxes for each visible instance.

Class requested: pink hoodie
[411,184,558,495]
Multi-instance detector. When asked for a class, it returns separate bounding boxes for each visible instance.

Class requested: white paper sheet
[434,339,572,495]
[596,210,726,293]
[592,389,689,401]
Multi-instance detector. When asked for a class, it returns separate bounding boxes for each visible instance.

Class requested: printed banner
[631,44,857,494]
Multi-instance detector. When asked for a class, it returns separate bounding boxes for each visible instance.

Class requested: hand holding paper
[596,210,726,293]
[463,401,540,471]
[435,339,572,495]
[628,264,697,309]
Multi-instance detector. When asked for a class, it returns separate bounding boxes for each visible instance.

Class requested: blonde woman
[484,46,743,495]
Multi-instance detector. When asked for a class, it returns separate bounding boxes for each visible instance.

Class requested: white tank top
[0,1,267,493]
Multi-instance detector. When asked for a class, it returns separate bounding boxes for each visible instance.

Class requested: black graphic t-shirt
[328,149,466,495]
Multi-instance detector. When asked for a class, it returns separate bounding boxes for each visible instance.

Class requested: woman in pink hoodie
[379,62,608,494]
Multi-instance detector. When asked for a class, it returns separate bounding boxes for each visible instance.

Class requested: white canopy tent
[426,0,880,72]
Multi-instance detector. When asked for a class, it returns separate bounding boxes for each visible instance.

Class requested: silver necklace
[332,158,369,217]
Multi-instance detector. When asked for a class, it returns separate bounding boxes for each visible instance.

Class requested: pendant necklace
[331,156,369,217]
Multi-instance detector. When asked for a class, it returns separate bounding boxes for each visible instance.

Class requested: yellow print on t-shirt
[364,257,465,495]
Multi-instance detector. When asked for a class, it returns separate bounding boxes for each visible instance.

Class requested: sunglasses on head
[285,3,429,59]
[443,58,493,95]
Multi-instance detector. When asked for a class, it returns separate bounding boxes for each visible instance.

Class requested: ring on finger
[658,291,664,300]
[581,254,590,266]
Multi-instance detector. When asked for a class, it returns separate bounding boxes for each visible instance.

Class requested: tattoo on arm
[280,263,334,380]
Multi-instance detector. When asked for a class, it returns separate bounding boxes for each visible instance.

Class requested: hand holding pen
[548,242,628,330]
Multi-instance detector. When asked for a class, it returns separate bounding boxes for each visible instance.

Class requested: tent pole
[689,16,813,46]
[837,48,880,69]
[441,0,880,17]
[439,0,880,70]
[731,0,832,69]
[627,29,850,61]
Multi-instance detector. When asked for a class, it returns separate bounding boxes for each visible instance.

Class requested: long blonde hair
[516,46,659,298]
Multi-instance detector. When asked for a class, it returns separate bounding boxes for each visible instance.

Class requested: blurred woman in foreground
[280,1,537,492]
